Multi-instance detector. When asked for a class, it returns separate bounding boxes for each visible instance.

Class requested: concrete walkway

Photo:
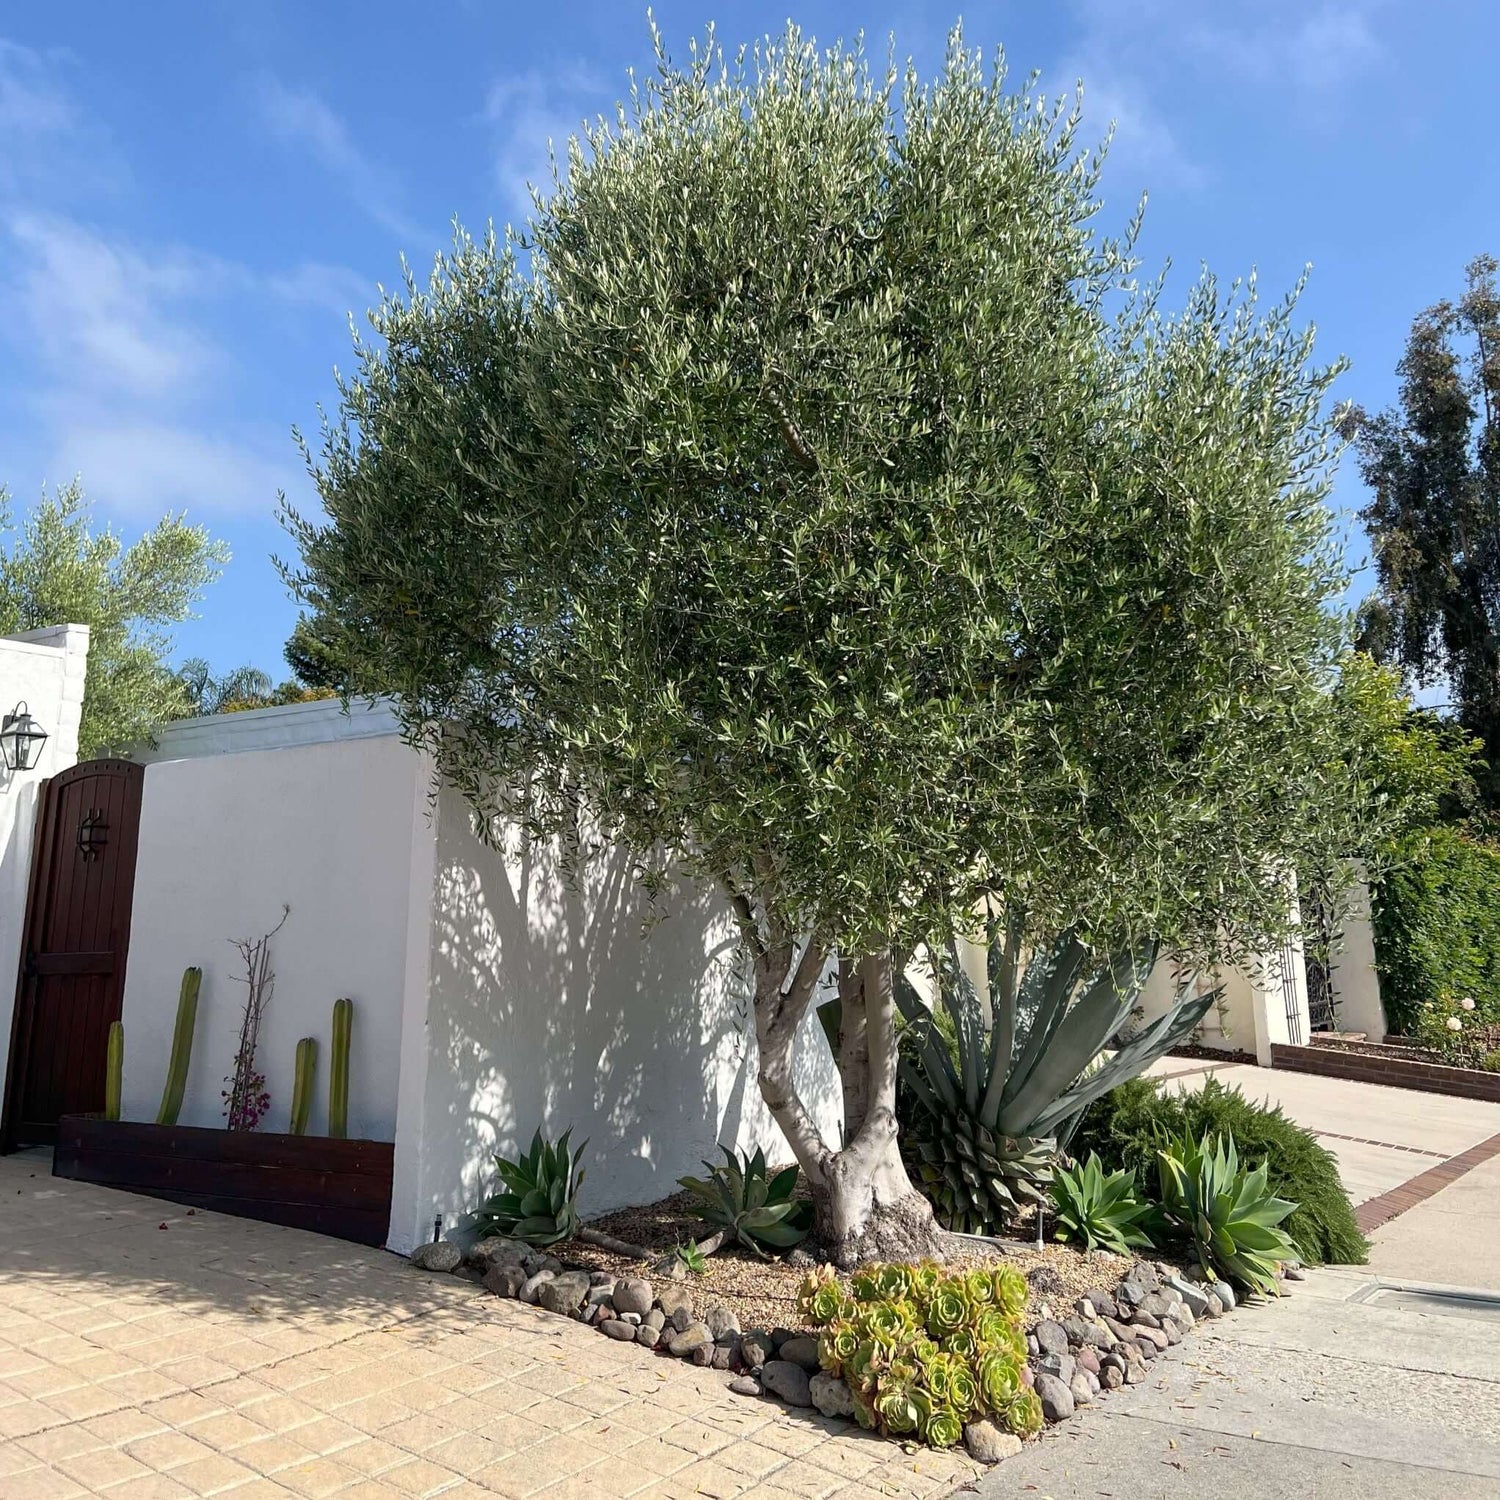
[973,1057,1500,1496]
[0,1152,974,1500]
[975,1264,1500,1498]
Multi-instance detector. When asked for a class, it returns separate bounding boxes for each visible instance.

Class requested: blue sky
[1,1,1497,678]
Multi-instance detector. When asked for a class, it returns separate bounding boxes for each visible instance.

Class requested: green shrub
[1406,991,1500,1067]
[678,1146,813,1256]
[1157,1131,1299,1295]
[1374,825,1500,1036]
[1049,1154,1154,1255]
[1070,1077,1368,1265]
[797,1261,1036,1447]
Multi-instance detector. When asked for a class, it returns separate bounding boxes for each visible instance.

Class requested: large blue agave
[895,919,1218,1234]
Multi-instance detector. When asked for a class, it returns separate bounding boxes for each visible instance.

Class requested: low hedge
[1068,1076,1369,1266]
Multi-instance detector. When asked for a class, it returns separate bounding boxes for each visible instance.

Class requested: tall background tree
[1352,254,1500,803]
[289,26,1399,1263]
[0,483,228,755]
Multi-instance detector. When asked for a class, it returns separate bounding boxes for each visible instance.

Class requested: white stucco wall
[0,626,88,1103]
[388,782,843,1255]
[111,698,842,1256]
[1135,953,1263,1055]
[118,728,427,1141]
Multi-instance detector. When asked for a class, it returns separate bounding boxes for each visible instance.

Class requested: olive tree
[288,27,1378,1263]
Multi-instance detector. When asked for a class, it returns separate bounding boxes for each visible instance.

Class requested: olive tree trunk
[747,921,944,1267]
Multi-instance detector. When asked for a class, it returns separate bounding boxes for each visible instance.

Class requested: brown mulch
[556,1190,1146,1338]
[1166,1042,1258,1067]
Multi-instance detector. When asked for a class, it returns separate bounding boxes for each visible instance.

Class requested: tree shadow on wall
[423,797,841,1233]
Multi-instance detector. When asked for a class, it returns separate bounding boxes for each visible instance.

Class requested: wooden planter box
[53,1116,394,1247]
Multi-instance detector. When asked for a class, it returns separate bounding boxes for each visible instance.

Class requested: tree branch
[754,934,830,1186]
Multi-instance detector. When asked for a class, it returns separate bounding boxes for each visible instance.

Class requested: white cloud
[266,261,372,319]
[6,212,231,400]
[42,418,306,517]
[1287,8,1382,97]
[0,39,74,134]
[1063,0,1387,190]
[485,63,606,224]
[255,76,417,241]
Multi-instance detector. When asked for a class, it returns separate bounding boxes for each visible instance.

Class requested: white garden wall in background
[120,715,427,1142]
[0,626,88,1099]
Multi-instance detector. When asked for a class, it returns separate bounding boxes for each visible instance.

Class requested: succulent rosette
[977,1312,1028,1362]
[924,1351,970,1405]
[1006,1387,1044,1439]
[942,1327,980,1361]
[819,1320,860,1373]
[863,1299,916,1343]
[874,1381,921,1435]
[844,1339,882,1393]
[796,1265,841,1321]
[977,1349,1021,1409]
[918,1395,964,1448]
[992,1266,1029,1319]
[948,1363,980,1416]
[963,1267,997,1306]
[910,1259,944,1299]
[850,1266,885,1301]
[924,1281,969,1339]
[875,1263,916,1300]
[807,1280,849,1324]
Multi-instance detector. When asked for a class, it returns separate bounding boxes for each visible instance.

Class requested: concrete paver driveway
[0,1152,973,1499]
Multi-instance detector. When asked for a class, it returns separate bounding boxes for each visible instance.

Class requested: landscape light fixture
[0,702,49,773]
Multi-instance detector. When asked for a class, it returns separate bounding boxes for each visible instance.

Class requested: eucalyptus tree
[1351,255,1500,804]
[288,27,1382,1263]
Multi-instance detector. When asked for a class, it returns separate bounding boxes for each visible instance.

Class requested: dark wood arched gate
[1,760,144,1150]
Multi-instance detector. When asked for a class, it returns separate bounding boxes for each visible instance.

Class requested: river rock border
[409,1235,1296,1467]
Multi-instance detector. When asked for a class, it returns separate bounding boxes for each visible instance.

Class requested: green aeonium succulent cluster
[797,1262,1040,1448]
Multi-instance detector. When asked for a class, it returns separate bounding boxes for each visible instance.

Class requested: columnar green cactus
[328,998,352,1139]
[156,967,201,1126]
[104,1021,124,1122]
[290,1037,317,1136]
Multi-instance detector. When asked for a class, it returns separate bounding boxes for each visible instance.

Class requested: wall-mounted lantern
[0,702,49,773]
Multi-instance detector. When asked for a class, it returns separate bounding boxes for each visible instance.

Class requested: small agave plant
[678,1146,813,1257]
[474,1128,587,1247]
[1049,1152,1155,1256]
[894,916,1218,1235]
[1157,1131,1299,1296]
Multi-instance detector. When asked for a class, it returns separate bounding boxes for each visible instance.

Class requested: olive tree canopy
[289,26,1384,1261]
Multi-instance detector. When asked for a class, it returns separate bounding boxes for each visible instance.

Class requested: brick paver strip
[1310,1128,1449,1160]
[0,1155,978,1499]
[1355,1128,1500,1234]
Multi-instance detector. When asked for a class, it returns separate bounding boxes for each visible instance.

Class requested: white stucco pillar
[0,625,90,1107]
[1249,879,1311,1066]
[1327,874,1387,1039]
